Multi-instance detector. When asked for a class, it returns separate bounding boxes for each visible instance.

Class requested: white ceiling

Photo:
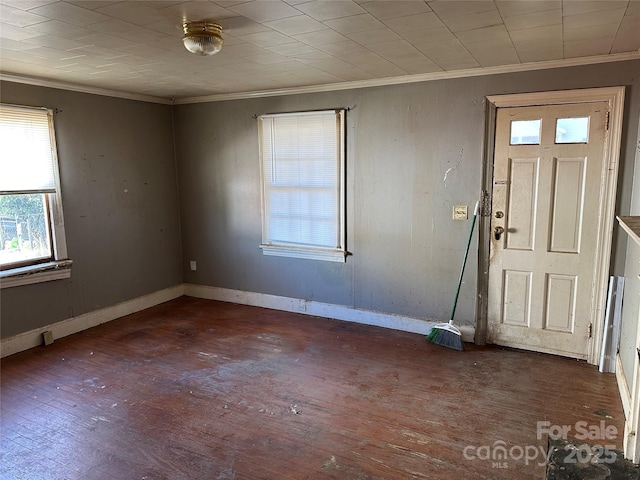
[1,0,639,102]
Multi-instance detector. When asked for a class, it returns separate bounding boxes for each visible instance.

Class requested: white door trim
[481,87,625,365]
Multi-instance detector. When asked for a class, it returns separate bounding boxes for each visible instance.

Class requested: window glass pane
[510,119,541,145]
[0,193,51,268]
[555,117,589,143]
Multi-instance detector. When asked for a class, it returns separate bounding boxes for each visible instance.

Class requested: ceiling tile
[472,48,520,66]
[359,1,432,20]
[504,9,562,31]
[564,24,620,42]
[228,0,300,23]
[293,1,366,21]
[564,36,614,57]
[395,26,455,45]
[366,39,421,58]
[382,12,444,34]
[24,19,94,39]
[216,42,266,57]
[158,1,236,22]
[244,51,291,64]
[414,38,474,64]
[28,2,112,26]
[0,22,43,40]
[68,1,130,10]
[428,0,496,19]
[441,10,503,33]
[563,8,626,30]
[563,1,628,16]
[22,33,93,51]
[85,32,152,50]
[0,3,50,27]
[266,42,317,56]
[1,36,43,52]
[455,24,511,44]
[305,58,374,81]
[288,49,334,62]
[323,13,386,34]
[0,0,58,10]
[238,30,297,47]
[517,45,562,63]
[626,2,640,16]
[292,29,349,45]
[346,27,401,45]
[610,13,640,53]
[93,2,168,26]
[317,40,368,57]
[495,1,561,18]
[263,15,326,35]
[218,16,270,36]
[510,24,562,44]
[393,55,441,74]
[90,19,169,45]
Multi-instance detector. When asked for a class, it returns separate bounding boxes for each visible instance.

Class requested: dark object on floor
[546,438,640,480]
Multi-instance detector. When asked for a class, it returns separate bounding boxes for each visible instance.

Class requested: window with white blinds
[258,109,346,262]
[0,105,58,194]
[0,104,69,283]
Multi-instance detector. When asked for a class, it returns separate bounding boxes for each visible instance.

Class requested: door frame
[476,86,626,365]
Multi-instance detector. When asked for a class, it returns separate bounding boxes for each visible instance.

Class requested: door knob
[494,226,504,240]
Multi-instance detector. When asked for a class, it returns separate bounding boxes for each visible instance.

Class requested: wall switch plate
[453,205,468,220]
[189,260,197,271]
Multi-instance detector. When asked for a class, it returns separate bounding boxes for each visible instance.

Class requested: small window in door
[510,119,541,145]
[555,117,589,144]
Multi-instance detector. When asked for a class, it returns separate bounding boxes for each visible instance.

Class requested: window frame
[0,104,71,289]
[258,109,347,263]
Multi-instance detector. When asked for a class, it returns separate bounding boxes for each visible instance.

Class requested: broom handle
[450,201,479,323]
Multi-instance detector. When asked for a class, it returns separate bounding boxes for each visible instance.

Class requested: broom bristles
[426,324,463,351]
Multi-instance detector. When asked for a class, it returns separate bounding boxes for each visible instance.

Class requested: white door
[487,102,609,359]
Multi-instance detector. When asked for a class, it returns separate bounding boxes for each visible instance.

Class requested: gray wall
[175,60,640,329]
[0,82,182,339]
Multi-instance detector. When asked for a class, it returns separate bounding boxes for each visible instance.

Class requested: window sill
[0,260,73,289]
[260,245,346,263]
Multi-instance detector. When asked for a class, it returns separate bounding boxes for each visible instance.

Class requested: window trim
[0,105,70,288]
[258,109,346,263]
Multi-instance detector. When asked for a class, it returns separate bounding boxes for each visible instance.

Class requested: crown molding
[2,52,638,106]
[0,73,172,105]
[175,52,640,105]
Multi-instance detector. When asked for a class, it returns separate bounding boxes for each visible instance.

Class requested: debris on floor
[546,439,640,480]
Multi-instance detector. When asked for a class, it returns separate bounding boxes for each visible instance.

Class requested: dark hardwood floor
[0,296,625,479]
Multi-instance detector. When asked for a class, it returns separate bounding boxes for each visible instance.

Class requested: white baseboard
[184,284,475,342]
[0,284,184,358]
[2,283,476,358]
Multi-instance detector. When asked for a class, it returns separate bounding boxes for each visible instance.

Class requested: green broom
[427,201,479,351]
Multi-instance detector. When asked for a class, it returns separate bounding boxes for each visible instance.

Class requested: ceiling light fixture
[182,21,223,56]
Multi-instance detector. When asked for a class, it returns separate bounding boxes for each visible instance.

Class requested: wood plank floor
[1,296,625,479]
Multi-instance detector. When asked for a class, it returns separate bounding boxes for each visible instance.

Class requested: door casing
[476,87,626,365]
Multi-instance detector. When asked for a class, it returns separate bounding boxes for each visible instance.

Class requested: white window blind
[0,105,57,194]
[259,109,345,262]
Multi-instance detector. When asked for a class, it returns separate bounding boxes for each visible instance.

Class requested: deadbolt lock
[494,226,505,240]
[495,211,504,218]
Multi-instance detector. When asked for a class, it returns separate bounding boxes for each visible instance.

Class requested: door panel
[550,157,586,253]
[506,157,538,250]
[487,102,608,359]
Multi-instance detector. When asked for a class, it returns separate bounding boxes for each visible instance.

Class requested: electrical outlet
[453,205,468,220]
[189,260,197,271]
